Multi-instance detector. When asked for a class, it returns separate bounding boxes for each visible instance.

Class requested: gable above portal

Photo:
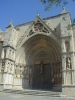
[29,21,49,35]
[28,16,50,37]
[16,15,60,49]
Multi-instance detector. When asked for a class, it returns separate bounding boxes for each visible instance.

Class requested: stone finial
[9,19,13,27]
[10,20,12,25]
[37,13,40,16]
[6,19,13,28]
[62,5,66,11]
[61,5,67,14]
[37,11,40,17]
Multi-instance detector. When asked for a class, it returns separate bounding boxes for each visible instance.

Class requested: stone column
[6,48,9,58]
[1,48,4,59]
[70,34,75,84]
[62,54,66,85]
[61,39,66,52]
[71,53,75,84]
[0,60,4,91]
[70,34,74,52]
[61,39,66,85]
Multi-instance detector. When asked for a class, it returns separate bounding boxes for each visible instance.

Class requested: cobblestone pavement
[0,92,75,100]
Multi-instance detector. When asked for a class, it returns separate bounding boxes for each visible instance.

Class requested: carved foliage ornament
[28,21,49,36]
[17,20,50,47]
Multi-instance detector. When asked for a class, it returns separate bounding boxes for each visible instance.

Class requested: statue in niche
[10,63,14,74]
[66,57,71,69]
[4,62,10,73]
[24,67,28,75]
[20,66,23,78]
[7,63,10,73]
[1,62,5,72]
[20,66,22,74]
[15,65,20,77]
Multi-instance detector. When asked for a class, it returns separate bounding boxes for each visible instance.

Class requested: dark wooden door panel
[33,64,52,89]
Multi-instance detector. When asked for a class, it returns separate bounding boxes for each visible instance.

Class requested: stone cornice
[62,84,75,87]
[62,69,75,72]
[60,35,72,38]
[61,52,74,54]
[1,58,15,62]
[3,45,16,50]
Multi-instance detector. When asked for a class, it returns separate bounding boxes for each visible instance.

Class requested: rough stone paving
[0,92,75,100]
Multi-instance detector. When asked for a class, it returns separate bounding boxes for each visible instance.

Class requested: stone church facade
[0,9,75,96]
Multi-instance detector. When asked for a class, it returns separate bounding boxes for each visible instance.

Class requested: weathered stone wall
[0,42,3,59]
[0,10,75,97]
[15,12,71,41]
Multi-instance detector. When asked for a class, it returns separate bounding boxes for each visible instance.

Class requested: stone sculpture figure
[7,65,10,73]
[15,65,20,77]
[1,62,5,72]
[20,66,23,78]
[10,64,14,74]
[66,57,71,69]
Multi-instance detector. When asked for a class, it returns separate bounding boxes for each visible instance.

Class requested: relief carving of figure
[20,66,24,78]
[7,66,10,73]
[1,62,5,72]
[10,64,14,74]
[4,62,10,73]
[34,23,43,32]
[28,21,49,37]
[15,65,20,77]
[66,57,71,69]
[24,67,27,75]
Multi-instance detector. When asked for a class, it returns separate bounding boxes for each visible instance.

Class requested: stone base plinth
[62,85,75,97]
[0,84,4,91]
[0,84,13,91]
[4,84,12,89]
[12,85,23,90]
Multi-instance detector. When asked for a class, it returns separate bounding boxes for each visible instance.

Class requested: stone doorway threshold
[2,89,65,97]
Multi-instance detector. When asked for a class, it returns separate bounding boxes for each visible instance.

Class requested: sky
[0,0,75,31]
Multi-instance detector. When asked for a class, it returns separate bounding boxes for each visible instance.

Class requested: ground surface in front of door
[0,92,75,100]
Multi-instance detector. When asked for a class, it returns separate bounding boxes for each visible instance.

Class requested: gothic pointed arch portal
[16,34,62,90]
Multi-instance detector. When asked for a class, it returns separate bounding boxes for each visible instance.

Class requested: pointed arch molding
[16,16,59,52]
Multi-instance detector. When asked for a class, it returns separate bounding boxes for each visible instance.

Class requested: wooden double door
[33,64,52,90]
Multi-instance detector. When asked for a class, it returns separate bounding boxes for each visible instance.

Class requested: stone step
[2,89,62,97]
[53,85,62,92]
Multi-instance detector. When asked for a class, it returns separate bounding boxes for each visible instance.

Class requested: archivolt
[21,34,61,65]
